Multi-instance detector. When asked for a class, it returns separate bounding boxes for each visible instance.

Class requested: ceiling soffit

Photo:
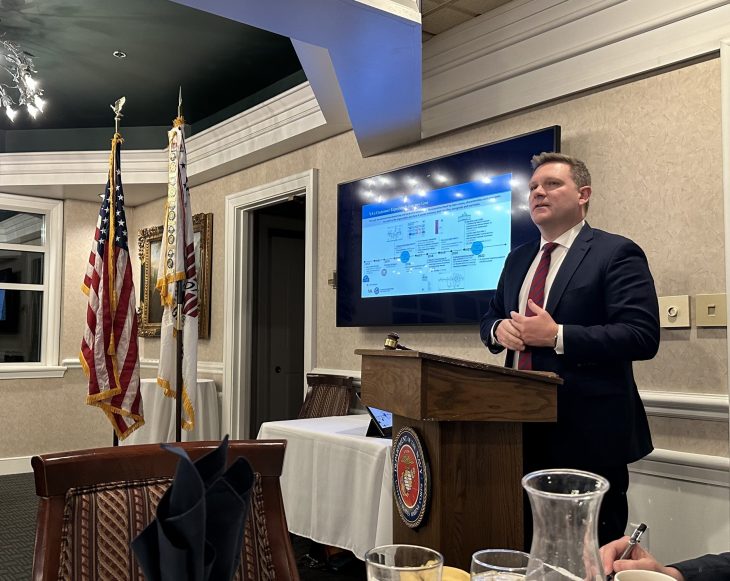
[170,0,422,157]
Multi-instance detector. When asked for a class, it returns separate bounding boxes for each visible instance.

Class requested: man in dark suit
[601,535,730,580]
[479,152,660,545]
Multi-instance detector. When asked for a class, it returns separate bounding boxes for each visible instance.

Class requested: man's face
[528,162,590,236]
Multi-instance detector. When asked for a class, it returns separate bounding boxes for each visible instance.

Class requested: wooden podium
[355,348,562,570]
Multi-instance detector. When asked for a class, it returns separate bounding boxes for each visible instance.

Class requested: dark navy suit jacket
[479,223,659,467]
[672,552,730,580]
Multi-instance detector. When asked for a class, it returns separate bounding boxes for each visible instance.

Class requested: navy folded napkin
[131,436,254,581]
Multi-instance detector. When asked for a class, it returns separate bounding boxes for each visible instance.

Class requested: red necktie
[518,242,558,370]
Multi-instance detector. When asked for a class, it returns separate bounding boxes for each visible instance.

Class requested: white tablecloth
[257,415,393,559]
[122,378,220,445]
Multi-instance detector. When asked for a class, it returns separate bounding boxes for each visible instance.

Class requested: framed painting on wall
[137,212,213,338]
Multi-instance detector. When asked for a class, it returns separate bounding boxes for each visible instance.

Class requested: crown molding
[0,148,166,189]
[0,82,340,205]
[4,1,728,194]
[186,83,339,185]
[422,0,730,137]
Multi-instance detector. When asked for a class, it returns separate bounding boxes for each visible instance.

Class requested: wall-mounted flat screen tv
[336,125,560,327]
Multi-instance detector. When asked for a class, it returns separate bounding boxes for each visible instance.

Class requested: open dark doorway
[249,197,306,438]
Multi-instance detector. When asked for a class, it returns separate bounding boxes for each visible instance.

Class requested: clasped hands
[495,299,558,351]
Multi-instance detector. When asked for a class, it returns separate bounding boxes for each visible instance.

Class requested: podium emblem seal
[392,426,430,529]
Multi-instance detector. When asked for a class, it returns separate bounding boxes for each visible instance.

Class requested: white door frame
[222,169,318,439]
[721,40,730,505]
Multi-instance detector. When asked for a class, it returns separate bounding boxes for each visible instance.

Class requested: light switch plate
[695,294,727,327]
[657,295,690,328]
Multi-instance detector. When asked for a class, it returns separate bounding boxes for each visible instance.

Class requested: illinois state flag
[80,133,144,440]
[156,118,197,431]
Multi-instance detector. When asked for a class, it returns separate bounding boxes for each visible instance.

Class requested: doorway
[222,169,317,441]
[249,198,306,437]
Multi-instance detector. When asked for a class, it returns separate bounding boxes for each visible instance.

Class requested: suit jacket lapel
[507,240,540,314]
[545,223,593,313]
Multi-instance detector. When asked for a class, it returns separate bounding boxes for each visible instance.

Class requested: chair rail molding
[0,455,32,475]
[640,391,729,422]
[61,357,224,375]
[223,169,318,440]
[310,368,730,423]
[632,448,729,484]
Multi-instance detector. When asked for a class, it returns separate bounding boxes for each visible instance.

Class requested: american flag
[80,133,144,440]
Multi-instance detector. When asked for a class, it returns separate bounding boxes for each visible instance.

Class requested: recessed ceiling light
[113,51,127,59]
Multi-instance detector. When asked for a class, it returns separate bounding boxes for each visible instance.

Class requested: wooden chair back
[298,373,354,418]
[31,440,300,581]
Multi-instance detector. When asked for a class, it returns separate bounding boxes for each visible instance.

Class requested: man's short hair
[531,152,591,189]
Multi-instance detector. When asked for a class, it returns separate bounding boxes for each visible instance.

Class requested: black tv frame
[336,126,561,327]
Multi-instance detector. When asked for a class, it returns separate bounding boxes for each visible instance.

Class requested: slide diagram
[361,173,512,298]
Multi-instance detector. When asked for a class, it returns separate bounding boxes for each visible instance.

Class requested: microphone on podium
[384,332,411,351]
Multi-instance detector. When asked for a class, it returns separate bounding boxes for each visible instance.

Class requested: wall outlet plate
[695,293,727,327]
[657,295,690,328]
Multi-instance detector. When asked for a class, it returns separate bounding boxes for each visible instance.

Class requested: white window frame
[0,192,64,379]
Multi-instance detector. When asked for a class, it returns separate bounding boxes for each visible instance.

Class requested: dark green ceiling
[0,0,303,134]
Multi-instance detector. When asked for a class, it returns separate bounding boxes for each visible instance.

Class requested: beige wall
[2,200,117,457]
[1,57,726,460]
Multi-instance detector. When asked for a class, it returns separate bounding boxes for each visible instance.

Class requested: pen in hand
[608,523,648,579]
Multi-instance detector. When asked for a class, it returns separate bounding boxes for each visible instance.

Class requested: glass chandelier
[0,39,45,122]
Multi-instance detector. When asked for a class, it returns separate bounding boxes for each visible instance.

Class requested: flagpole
[111,96,125,447]
[176,280,184,442]
[175,87,184,443]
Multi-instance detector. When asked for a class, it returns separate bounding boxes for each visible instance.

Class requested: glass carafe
[522,469,609,581]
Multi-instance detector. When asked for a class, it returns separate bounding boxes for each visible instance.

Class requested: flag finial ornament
[173,87,185,128]
[111,96,126,134]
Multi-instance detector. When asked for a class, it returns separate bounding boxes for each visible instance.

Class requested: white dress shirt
[493,220,585,362]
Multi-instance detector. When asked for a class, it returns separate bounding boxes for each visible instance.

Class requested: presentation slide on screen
[361,173,512,298]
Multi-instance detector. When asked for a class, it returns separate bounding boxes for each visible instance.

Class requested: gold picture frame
[137,213,213,339]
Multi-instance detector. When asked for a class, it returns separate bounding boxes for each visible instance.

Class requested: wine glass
[470,549,529,580]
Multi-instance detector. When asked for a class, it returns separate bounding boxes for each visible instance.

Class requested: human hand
[495,318,525,351]
[600,537,684,580]
[510,300,559,347]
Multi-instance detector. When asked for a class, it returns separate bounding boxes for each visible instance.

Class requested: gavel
[384,332,411,351]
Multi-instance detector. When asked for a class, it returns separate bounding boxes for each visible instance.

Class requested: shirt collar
[541,220,585,251]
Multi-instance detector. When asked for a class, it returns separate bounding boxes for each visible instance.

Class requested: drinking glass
[365,544,443,581]
[470,549,529,580]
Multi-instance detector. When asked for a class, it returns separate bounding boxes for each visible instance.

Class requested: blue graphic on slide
[361,173,512,298]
